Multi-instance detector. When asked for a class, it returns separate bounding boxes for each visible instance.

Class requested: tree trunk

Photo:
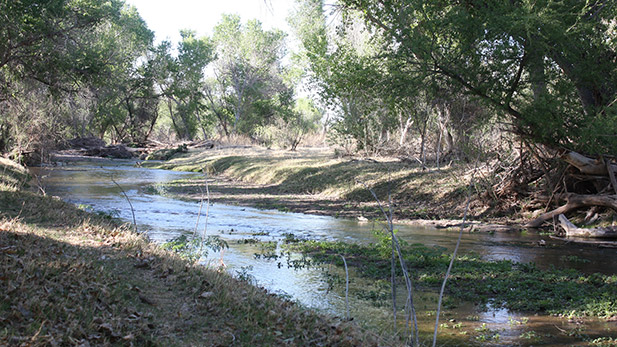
[420,112,428,169]
[436,122,442,171]
[399,114,413,147]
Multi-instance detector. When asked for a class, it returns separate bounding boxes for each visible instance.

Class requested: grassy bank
[144,147,502,223]
[0,158,374,346]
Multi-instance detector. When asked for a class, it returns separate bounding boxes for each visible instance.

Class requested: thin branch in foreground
[357,179,419,346]
[339,255,350,321]
[199,169,211,255]
[193,178,205,238]
[432,166,477,347]
[111,173,137,232]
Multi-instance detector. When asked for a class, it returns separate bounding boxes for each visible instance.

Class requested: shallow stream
[32,160,617,345]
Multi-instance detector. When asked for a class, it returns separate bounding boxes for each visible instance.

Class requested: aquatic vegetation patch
[162,234,229,263]
[289,239,617,317]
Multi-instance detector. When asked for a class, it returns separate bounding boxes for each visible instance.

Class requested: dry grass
[0,157,30,191]
[0,159,377,346]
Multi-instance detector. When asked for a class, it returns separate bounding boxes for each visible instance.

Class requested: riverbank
[142,146,522,232]
[0,158,375,346]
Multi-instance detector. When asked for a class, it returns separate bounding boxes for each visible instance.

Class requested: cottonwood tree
[0,0,124,87]
[207,14,290,136]
[0,0,158,156]
[291,0,499,161]
[290,2,398,154]
[156,31,215,140]
[85,6,157,143]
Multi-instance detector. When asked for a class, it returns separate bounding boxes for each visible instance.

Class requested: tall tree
[290,1,404,153]
[157,31,214,140]
[0,0,158,155]
[208,14,289,135]
[85,5,156,143]
[0,0,124,89]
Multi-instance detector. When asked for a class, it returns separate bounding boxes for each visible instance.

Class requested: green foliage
[162,234,228,263]
[372,228,408,258]
[254,97,322,150]
[290,3,398,154]
[340,0,617,154]
[0,0,158,155]
[156,31,215,140]
[206,14,291,138]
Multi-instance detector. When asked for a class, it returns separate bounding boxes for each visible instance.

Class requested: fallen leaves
[139,295,156,306]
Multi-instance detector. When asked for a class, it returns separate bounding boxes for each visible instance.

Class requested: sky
[124,0,295,45]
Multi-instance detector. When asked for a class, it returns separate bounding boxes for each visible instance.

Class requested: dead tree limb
[558,214,617,239]
[607,160,617,195]
[563,151,617,175]
[527,193,617,228]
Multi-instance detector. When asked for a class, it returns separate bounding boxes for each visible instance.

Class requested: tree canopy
[338,0,617,154]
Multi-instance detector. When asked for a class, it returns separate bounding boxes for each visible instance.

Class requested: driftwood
[557,214,617,239]
[188,140,215,149]
[525,151,617,229]
[526,193,617,228]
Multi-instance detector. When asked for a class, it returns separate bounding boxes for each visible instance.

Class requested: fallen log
[558,214,617,239]
[84,144,133,159]
[526,193,617,228]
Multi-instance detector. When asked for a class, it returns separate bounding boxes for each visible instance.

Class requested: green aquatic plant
[162,234,229,263]
[519,330,542,343]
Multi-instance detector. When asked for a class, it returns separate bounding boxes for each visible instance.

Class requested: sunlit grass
[145,147,474,219]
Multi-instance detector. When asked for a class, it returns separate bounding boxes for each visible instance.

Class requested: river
[32,159,617,346]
